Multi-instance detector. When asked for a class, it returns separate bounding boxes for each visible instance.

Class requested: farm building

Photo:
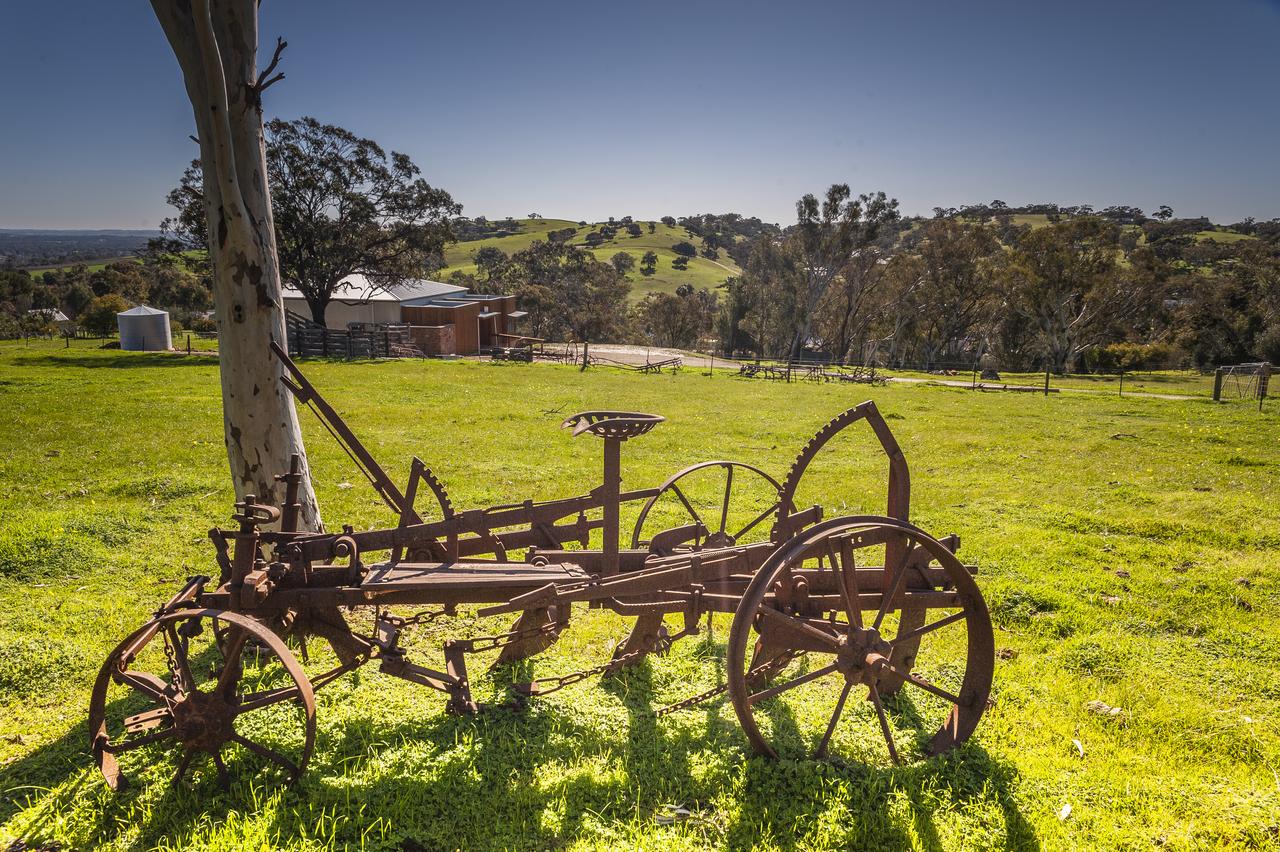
[282,275,467,328]
[282,274,528,356]
[26,308,74,334]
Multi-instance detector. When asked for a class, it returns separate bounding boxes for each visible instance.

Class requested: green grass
[1195,229,1254,244]
[24,256,142,275]
[442,218,740,301]
[1,340,1278,850]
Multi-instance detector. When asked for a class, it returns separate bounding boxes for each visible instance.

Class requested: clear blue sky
[2,0,1279,229]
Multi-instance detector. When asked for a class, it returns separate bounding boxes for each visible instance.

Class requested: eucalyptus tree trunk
[152,0,320,530]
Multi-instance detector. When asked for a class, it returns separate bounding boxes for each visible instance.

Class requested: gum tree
[150,0,319,528]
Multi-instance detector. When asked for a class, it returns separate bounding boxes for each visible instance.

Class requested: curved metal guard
[561,411,664,440]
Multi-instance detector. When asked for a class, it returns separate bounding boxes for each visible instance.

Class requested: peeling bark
[152,0,321,531]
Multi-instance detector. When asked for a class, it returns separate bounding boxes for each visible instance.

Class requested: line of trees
[716,190,1280,371]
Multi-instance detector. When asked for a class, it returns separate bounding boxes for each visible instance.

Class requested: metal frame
[88,342,994,788]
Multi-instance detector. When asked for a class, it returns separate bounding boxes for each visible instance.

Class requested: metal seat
[562,411,664,440]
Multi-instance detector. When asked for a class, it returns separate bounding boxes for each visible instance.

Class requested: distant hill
[2,229,159,272]
[441,218,741,301]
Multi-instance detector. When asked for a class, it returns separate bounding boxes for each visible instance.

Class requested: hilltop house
[282,274,527,356]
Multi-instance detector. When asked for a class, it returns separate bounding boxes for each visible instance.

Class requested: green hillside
[441,218,741,301]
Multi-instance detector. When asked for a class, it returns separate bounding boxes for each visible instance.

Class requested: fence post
[1261,363,1271,413]
[581,340,589,371]
[187,334,191,355]
[1213,367,1224,402]
[1043,366,1050,396]
[1118,370,1124,397]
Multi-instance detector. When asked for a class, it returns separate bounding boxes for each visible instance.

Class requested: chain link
[159,626,182,691]
[653,682,730,717]
[399,607,454,628]
[518,646,649,696]
[651,650,807,717]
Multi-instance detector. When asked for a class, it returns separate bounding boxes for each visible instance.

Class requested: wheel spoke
[732,502,781,542]
[216,627,250,698]
[756,606,842,649]
[231,732,299,776]
[213,750,231,787]
[892,610,967,647]
[748,662,838,704]
[718,464,734,535]
[813,679,853,759]
[873,540,916,631]
[105,726,177,754]
[237,683,303,713]
[669,484,707,533]
[172,746,196,786]
[880,662,963,706]
[116,669,173,703]
[868,684,901,764]
[826,537,862,629]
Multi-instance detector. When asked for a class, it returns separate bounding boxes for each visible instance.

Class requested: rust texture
[88,341,995,788]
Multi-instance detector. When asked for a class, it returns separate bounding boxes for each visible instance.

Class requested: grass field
[441,218,740,301]
[1,341,1278,850]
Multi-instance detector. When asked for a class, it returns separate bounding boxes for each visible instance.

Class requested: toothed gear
[417,465,455,519]
[771,405,872,543]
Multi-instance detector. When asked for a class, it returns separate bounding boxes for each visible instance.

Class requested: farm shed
[281,275,467,329]
[282,274,527,357]
[26,308,74,334]
[116,305,171,351]
[401,294,525,355]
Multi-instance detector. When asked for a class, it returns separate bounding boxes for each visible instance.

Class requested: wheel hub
[835,626,893,686]
[170,689,237,752]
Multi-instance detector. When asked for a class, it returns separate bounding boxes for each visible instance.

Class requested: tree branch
[248,36,287,105]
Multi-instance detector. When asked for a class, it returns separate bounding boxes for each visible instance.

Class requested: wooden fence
[284,310,421,359]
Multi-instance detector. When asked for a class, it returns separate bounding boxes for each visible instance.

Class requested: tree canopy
[162,116,460,324]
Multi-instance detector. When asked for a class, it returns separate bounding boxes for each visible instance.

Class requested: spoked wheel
[88,608,316,790]
[631,461,791,554]
[727,516,993,764]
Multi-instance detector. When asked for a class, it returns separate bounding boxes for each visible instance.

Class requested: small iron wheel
[727,516,994,764]
[88,607,316,790]
[631,460,790,554]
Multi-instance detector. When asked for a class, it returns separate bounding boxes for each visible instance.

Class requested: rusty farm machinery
[88,342,994,789]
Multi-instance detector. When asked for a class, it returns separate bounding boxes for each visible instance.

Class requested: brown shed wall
[403,302,482,354]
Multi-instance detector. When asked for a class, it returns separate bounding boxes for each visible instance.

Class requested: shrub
[80,294,130,337]
[671,241,697,257]
[1256,324,1280,364]
[1085,342,1176,372]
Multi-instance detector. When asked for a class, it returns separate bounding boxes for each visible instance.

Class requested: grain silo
[117,305,172,351]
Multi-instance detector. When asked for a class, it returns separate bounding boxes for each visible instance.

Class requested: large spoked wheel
[88,608,316,790]
[631,461,791,554]
[727,516,994,764]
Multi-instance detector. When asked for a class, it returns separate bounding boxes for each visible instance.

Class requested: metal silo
[116,305,172,351]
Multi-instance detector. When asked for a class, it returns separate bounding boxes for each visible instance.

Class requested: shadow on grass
[1,661,1037,851]
[8,352,217,370]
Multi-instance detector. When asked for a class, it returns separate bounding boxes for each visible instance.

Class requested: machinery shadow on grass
[594,644,1038,851]
[1,666,1036,850]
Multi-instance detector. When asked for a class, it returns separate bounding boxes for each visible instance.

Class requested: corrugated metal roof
[282,274,466,305]
[507,310,529,319]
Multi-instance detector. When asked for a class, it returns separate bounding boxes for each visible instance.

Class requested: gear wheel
[771,401,906,543]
